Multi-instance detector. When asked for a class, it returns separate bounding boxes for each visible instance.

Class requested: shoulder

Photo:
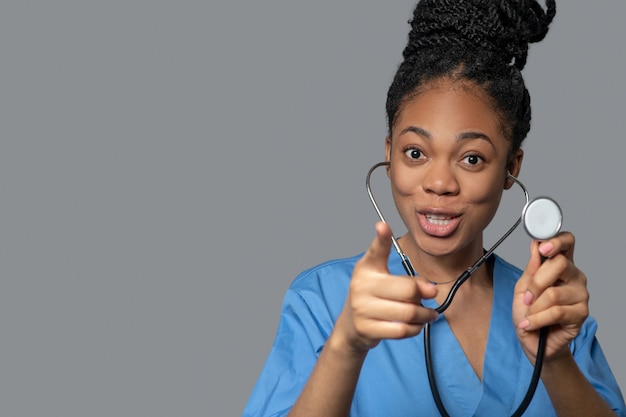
[289,252,364,294]
[276,253,365,332]
[280,253,365,317]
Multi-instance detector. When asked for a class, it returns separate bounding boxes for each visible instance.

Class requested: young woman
[243,1,626,415]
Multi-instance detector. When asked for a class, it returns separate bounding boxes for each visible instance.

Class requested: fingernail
[523,290,533,306]
[518,319,530,329]
[539,242,554,257]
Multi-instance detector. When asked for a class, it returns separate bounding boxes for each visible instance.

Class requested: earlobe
[504,172,516,190]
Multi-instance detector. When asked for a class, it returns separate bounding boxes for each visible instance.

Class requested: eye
[403,146,425,161]
[462,154,484,166]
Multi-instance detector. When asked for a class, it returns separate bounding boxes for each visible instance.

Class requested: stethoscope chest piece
[522,196,563,240]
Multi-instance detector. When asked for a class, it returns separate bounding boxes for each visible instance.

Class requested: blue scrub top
[243,252,626,417]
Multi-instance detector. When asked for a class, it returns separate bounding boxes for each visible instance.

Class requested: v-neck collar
[387,251,525,416]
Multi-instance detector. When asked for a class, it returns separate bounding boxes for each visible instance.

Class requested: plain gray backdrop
[1,1,624,416]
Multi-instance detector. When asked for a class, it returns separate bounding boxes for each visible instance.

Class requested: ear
[385,137,392,177]
[504,149,524,190]
[385,136,392,162]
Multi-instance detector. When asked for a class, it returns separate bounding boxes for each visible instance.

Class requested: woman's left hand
[513,231,589,364]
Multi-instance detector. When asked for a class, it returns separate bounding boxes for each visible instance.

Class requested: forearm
[542,352,616,417]
[287,332,367,417]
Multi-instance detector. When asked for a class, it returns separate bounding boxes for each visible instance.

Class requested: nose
[422,161,460,196]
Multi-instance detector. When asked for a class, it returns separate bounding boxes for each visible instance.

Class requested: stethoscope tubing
[366,161,550,416]
[366,162,530,314]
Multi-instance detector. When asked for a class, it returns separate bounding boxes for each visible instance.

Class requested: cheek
[389,167,418,197]
[464,179,503,204]
[464,179,506,226]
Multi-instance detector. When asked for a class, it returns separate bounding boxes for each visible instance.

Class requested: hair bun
[403,0,556,70]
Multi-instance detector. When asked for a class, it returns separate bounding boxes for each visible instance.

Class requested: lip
[417,208,461,237]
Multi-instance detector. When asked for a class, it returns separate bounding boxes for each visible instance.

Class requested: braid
[386,0,556,153]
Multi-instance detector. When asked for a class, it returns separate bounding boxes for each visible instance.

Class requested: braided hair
[386,0,556,154]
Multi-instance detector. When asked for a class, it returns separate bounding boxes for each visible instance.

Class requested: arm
[286,331,367,417]
[288,222,438,417]
[541,351,617,416]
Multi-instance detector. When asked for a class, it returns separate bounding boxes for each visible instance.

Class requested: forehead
[393,81,507,144]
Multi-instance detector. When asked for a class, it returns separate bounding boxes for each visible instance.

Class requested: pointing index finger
[361,222,394,272]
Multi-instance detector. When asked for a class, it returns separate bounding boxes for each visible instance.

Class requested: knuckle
[553,307,567,322]
[574,297,589,316]
[353,321,369,337]
[553,255,568,270]
[543,287,561,305]
[579,303,589,319]
[405,280,421,299]
[400,304,418,323]
[393,324,412,339]
[349,277,365,296]
[354,257,369,272]
[560,231,575,247]
[350,294,370,316]
[350,271,379,293]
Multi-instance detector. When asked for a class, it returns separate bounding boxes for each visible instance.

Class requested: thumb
[527,239,544,270]
[361,221,393,272]
[518,240,543,288]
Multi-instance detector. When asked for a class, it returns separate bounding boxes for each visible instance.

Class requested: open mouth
[418,212,461,237]
[425,214,455,225]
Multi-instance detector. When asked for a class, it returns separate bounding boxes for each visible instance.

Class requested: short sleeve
[242,288,329,417]
[241,253,357,417]
[571,317,626,416]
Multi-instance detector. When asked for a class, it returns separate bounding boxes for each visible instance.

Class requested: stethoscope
[366,161,563,417]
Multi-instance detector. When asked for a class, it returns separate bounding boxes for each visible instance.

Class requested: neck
[396,234,492,287]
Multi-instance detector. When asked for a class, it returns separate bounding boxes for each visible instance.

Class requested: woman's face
[386,81,523,261]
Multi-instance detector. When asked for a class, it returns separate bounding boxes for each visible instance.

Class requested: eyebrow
[399,126,431,139]
[399,126,495,147]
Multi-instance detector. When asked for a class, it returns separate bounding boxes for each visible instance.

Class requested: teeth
[425,214,452,225]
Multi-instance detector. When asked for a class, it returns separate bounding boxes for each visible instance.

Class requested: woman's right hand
[331,222,439,353]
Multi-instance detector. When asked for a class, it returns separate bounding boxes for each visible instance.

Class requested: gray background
[1,1,624,416]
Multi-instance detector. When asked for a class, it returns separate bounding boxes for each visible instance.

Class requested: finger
[360,221,394,271]
[520,238,576,304]
[367,275,438,303]
[518,301,588,332]
[537,231,575,261]
[525,283,589,318]
[359,298,439,325]
[532,254,569,290]
[415,277,439,300]
[516,240,543,292]
[528,239,544,270]
[358,319,427,340]
[525,255,587,306]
